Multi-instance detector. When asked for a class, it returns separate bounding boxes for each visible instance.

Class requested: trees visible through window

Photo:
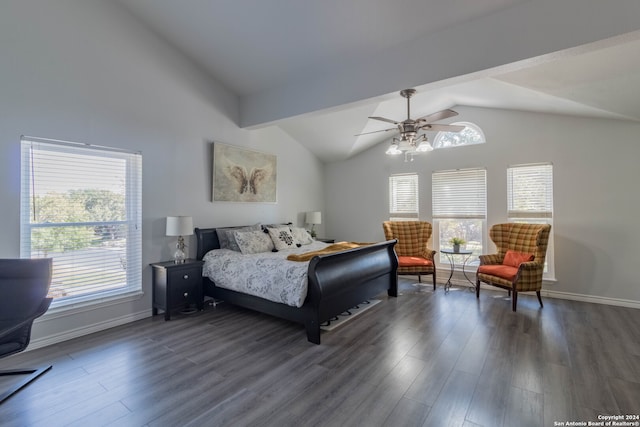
[432,168,487,264]
[20,137,142,305]
[433,122,485,149]
[389,173,418,220]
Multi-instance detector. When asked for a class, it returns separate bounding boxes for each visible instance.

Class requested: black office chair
[0,258,53,404]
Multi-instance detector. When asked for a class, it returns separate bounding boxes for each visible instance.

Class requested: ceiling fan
[358,88,465,159]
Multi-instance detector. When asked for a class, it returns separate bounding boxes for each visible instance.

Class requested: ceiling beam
[240,0,640,128]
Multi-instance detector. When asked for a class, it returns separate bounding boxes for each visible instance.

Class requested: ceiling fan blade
[354,127,397,137]
[420,123,466,132]
[415,109,459,124]
[369,116,399,125]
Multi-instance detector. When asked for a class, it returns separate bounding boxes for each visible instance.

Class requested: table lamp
[305,211,321,238]
[166,216,193,263]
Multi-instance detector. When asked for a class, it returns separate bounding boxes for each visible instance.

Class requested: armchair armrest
[421,248,436,261]
[518,260,543,271]
[513,261,545,292]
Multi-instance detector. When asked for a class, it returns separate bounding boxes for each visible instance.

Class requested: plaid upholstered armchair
[382,221,437,290]
[476,223,551,311]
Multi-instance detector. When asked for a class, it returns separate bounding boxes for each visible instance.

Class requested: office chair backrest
[0,258,52,320]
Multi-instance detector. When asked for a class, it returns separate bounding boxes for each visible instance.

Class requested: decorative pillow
[267,226,298,251]
[503,250,535,268]
[217,224,261,251]
[291,227,313,245]
[234,230,275,254]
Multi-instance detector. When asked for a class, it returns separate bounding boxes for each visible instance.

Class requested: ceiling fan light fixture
[415,140,433,152]
[371,88,463,159]
[385,143,402,155]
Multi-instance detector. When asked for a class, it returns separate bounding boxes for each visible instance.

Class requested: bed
[195,226,398,344]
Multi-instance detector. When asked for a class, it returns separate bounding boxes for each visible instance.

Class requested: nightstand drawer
[167,268,201,305]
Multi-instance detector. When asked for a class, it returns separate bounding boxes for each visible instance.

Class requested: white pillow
[267,226,298,251]
[291,227,313,245]
[234,230,275,254]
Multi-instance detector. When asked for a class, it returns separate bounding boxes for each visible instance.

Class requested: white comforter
[202,241,329,308]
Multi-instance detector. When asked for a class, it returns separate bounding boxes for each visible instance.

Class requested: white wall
[325,106,640,305]
[0,0,324,346]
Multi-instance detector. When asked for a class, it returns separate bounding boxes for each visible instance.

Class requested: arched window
[433,122,485,149]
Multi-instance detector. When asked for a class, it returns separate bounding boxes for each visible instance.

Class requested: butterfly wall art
[212,143,277,203]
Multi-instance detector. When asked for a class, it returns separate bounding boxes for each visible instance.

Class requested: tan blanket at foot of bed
[286,242,373,262]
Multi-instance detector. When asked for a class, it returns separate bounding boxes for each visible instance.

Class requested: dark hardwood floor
[1,279,639,427]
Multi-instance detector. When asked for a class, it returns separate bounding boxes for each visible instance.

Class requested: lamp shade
[166,216,193,236]
[305,211,321,225]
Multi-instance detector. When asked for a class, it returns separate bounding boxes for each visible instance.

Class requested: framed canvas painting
[212,143,277,203]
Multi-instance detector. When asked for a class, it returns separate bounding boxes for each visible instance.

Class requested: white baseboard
[540,289,640,309]
[414,273,640,310]
[27,310,151,351]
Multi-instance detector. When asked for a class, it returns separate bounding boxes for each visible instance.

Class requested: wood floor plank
[383,397,430,427]
[421,369,478,427]
[510,333,544,394]
[608,377,640,414]
[464,353,514,426]
[1,278,638,427]
[502,386,543,427]
[543,362,578,425]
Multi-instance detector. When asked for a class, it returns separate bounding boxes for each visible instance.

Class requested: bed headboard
[194,227,221,260]
[194,223,294,260]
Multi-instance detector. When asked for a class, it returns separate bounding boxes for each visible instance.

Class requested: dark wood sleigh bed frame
[194,227,398,344]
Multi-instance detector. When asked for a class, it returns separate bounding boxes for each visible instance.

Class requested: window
[20,137,142,306]
[433,122,485,149]
[432,168,487,264]
[507,163,554,279]
[389,173,418,220]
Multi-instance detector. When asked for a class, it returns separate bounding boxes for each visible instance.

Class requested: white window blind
[432,168,487,219]
[20,137,142,305]
[507,163,553,219]
[389,173,419,220]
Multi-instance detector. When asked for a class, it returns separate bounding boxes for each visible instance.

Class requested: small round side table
[439,249,475,293]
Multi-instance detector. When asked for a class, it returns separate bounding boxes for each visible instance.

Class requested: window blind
[507,163,553,219]
[20,137,142,304]
[432,168,486,219]
[389,173,419,219]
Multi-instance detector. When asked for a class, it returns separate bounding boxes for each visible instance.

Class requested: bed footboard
[304,239,398,343]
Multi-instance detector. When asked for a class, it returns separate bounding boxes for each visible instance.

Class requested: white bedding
[202,240,329,308]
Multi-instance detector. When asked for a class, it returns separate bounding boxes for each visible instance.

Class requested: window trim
[20,136,142,309]
[433,121,486,150]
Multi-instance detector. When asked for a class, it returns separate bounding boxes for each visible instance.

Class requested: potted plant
[449,237,466,253]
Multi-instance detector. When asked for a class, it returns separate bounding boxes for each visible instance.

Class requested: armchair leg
[536,291,544,308]
[512,291,518,312]
[432,272,436,291]
[417,275,421,283]
[475,277,480,299]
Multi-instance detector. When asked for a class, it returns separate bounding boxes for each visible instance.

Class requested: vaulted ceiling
[117,0,640,162]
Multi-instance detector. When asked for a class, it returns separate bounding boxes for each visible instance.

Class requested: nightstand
[151,259,204,320]
[316,238,335,243]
